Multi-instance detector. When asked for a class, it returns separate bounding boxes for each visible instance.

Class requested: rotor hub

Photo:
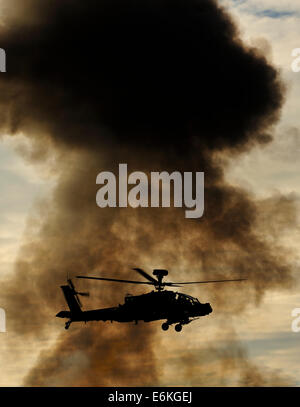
[153,269,168,290]
[153,269,168,278]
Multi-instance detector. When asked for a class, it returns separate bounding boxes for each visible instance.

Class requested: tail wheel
[161,322,169,331]
[175,323,182,332]
[65,321,71,330]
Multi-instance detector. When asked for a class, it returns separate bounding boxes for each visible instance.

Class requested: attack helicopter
[56,268,246,332]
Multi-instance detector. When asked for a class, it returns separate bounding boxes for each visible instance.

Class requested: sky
[0,0,300,386]
[219,0,300,384]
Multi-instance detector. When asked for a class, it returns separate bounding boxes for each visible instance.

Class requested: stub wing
[79,307,120,322]
[56,306,121,322]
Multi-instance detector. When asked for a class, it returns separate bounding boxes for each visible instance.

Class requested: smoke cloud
[0,0,295,385]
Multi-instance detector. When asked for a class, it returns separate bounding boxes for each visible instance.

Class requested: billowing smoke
[0,0,294,385]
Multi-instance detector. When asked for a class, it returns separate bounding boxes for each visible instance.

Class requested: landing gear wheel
[161,322,169,331]
[175,324,182,332]
[65,321,71,330]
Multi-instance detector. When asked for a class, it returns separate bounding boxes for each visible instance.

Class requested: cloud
[221,0,300,16]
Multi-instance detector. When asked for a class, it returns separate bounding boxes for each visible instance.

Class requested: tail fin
[60,285,82,315]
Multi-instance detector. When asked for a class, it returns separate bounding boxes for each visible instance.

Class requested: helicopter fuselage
[57,267,245,331]
[56,286,212,332]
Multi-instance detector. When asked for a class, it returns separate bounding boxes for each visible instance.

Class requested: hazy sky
[0,0,300,386]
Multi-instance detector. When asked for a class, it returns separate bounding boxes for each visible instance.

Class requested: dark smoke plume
[0,0,294,385]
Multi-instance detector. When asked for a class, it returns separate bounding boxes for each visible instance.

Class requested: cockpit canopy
[175,292,200,305]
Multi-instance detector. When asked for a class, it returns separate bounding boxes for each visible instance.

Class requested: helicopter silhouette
[56,268,246,331]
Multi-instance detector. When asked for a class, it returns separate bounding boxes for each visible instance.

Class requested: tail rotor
[67,278,89,308]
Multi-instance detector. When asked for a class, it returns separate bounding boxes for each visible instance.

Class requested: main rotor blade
[76,291,90,297]
[74,293,82,308]
[76,276,154,285]
[164,278,247,285]
[67,278,75,290]
[132,268,158,284]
